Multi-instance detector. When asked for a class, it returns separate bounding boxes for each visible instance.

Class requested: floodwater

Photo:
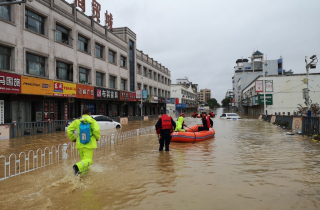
[1,109,320,210]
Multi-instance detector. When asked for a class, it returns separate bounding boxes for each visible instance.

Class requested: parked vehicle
[65,115,122,131]
[220,113,241,120]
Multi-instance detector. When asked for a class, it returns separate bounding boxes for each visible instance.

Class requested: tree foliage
[297,103,320,115]
[207,98,219,108]
[221,97,232,107]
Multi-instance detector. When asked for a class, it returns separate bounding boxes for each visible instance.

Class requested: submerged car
[65,115,122,131]
[220,113,241,120]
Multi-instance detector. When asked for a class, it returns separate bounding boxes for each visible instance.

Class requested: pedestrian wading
[155,114,176,151]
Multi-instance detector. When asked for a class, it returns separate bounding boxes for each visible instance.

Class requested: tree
[221,97,232,107]
[207,98,218,108]
[297,103,320,115]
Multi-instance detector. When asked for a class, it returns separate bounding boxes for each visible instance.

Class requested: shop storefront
[94,87,119,117]
[119,91,137,116]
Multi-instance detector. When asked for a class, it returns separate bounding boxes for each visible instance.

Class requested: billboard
[21,76,53,96]
[258,94,273,105]
[53,81,76,97]
[255,80,263,92]
[0,72,21,94]
[136,90,141,99]
[265,80,273,92]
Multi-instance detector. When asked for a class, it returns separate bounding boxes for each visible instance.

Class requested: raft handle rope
[184,126,197,144]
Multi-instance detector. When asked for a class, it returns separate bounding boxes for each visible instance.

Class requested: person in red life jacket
[209,111,215,118]
[155,114,176,151]
[198,112,213,131]
[192,112,197,118]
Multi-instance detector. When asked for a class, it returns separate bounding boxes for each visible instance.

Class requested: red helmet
[180,113,185,117]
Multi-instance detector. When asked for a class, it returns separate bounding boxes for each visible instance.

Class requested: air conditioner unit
[68,98,74,103]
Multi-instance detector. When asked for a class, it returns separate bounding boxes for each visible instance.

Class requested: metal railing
[0,126,155,181]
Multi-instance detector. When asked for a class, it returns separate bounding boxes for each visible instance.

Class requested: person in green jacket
[175,113,187,132]
[67,108,101,175]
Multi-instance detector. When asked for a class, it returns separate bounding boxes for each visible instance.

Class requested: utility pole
[262,59,266,115]
[305,55,318,116]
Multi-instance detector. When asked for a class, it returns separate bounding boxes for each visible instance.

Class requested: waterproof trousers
[159,134,171,151]
[76,148,94,174]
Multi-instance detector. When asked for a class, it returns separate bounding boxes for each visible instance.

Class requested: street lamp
[305,55,318,115]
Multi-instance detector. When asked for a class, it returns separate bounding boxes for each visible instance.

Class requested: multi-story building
[232,51,283,111]
[167,78,198,112]
[225,89,233,98]
[199,89,211,103]
[0,0,171,123]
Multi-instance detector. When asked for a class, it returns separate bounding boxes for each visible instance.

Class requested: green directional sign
[258,94,273,105]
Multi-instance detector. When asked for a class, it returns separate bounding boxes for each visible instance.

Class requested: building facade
[225,89,233,98]
[167,78,198,113]
[0,0,171,123]
[199,89,211,103]
[241,73,320,115]
[232,51,283,111]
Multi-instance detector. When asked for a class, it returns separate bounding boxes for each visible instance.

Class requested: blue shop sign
[175,103,187,109]
[165,98,171,104]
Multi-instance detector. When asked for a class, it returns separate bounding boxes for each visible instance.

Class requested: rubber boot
[73,164,80,176]
[159,146,163,151]
[165,146,169,151]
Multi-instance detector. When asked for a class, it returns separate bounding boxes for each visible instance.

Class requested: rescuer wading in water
[67,108,101,175]
[155,114,176,151]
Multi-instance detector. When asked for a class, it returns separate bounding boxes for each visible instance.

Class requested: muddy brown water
[1,109,320,210]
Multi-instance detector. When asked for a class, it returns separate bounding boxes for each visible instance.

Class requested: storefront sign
[171,99,175,104]
[95,87,119,100]
[258,94,273,105]
[85,103,96,115]
[136,90,141,99]
[176,103,187,108]
[255,80,263,92]
[53,81,76,97]
[158,97,165,103]
[21,76,53,96]
[120,91,129,101]
[265,80,273,92]
[76,84,94,99]
[149,95,158,103]
[142,90,148,99]
[129,93,136,101]
[175,99,179,104]
[165,98,171,104]
[0,125,10,140]
[0,72,21,94]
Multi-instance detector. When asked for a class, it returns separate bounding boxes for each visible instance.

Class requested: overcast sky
[66,0,320,102]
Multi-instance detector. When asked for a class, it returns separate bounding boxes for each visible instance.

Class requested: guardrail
[0,126,155,181]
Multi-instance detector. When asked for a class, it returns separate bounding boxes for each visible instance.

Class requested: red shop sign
[0,72,21,94]
[120,91,129,101]
[129,92,136,101]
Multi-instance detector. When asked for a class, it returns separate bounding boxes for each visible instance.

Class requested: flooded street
[1,109,320,209]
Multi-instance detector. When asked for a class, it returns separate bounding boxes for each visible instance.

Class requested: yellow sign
[21,76,53,96]
[53,81,76,97]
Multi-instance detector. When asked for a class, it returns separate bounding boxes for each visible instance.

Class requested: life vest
[205,116,211,128]
[210,112,214,117]
[192,113,197,117]
[161,114,173,133]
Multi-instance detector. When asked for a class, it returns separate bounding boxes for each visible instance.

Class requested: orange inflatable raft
[171,125,215,143]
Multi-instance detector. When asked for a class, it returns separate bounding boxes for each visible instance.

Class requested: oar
[184,126,197,144]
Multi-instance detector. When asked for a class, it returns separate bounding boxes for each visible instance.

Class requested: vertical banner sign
[0,100,4,124]
[136,90,141,99]
[142,90,148,99]
[255,80,263,92]
[265,80,273,92]
[64,103,68,120]
[175,99,179,104]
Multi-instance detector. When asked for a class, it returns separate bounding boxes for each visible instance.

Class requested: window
[143,67,147,76]
[162,76,164,84]
[25,9,44,35]
[137,64,141,74]
[154,72,157,80]
[149,70,152,79]
[56,24,69,45]
[121,79,126,91]
[0,0,10,21]
[143,85,147,90]
[165,78,167,85]
[120,56,126,68]
[56,61,72,81]
[79,67,89,83]
[0,45,11,70]
[109,75,116,89]
[78,35,88,52]
[26,53,45,76]
[158,89,161,97]
[96,72,103,86]
[95,44,103,59]
[108,50,116,64]
[158,74,160,82]
[149,87,152,95]
[137,83,141,90]
[154,88,157,96]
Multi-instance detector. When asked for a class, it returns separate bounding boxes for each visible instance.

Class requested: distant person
[67,108,101,175]
[192,112,197,118]
[175,113,187,132]
[155,114,176,151]
[198,112,213,131]
[209,111,215,118]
